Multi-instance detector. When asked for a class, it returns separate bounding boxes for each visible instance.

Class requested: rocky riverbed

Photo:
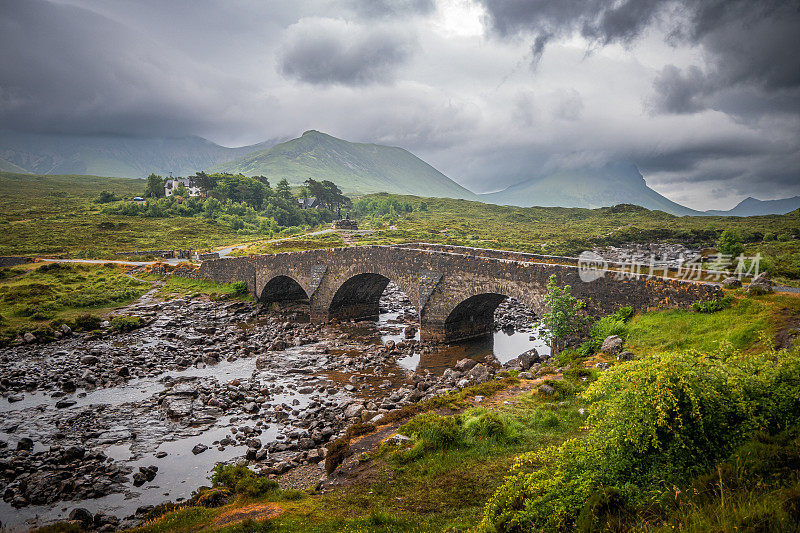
[0,283,549,531]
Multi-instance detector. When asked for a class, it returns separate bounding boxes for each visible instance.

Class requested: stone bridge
[198,243,720,343]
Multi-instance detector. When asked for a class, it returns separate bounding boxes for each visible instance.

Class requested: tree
[541,274,589,354]
[193,171,218,196]
[144,173,165,198]
[716,229,745,258]
[173,183,190,198]
[95,190,119,203]
[276,179,293,200]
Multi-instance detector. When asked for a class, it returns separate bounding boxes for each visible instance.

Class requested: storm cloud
[278,18,415,86]
[0,0,798,209]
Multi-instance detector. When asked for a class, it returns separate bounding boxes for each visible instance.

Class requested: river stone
[468,363,490,384]
[617,351,635,362]
[192,444,208,455]
[55,398,77,409]
[455,358,477,371]
[17,437,34,450]
[23,332,36,344]
[600,335,623,355]
[538,384,556,396]
[722,277,742,289]
[69,508,93,527]
[80,355,99,365]
[344,403,364,418]
[747,272,773,295]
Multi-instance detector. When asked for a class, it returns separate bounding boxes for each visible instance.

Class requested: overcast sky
[1,0,798,209]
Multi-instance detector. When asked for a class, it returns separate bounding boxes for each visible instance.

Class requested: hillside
[480,162,700,216]
[0,130,274,179]
[0,156,30,174]
[209,130,479,200]
[705,196,800,216]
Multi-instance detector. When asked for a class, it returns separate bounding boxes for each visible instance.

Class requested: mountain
[480,162,700,216]
[209,130,479,200]
[704,196,800,217]
[0,130,274,178]
[0,156,30,174]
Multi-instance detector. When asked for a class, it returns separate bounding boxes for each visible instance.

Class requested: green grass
[159,276,251,300]
[625,293,791,355]
[0,262,149,342]
[230,232,344,256]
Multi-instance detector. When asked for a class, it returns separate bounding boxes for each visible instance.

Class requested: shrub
[325,437,351,475]
[231,281,249,296]
[717,229,745,257]
[69,313,102,331]
[590,316,628,342]
[346,422,376,439]
[461,408,521,444]
[575,487,631,533]
[692,295,734,313]
[397,412,464,450]
[482,346,800,531]
[210,464,278,498]
[109,314,145,332]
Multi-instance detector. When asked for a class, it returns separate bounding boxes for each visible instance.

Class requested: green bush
[692,295,734,313]
[461,408,521,444]
[231,281,249,296]
[109,314,145,332]
[210,464,278,498]
[398,412,464,450]
[69,313,102,331]
[590,316,628,342]
[482,345,800,531]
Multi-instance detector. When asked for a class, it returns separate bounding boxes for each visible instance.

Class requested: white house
[164,174,201,197]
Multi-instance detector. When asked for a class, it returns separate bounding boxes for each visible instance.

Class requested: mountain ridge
[704,196,800,217]
[209,130,479,200]
[0,130,276,178]
[479,162,702,216]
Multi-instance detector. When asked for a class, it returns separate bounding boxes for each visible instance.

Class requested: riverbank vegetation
[0,262,150,344]
[127,289,800,532]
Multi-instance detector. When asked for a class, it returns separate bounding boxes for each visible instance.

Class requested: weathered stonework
[199,244,722,342]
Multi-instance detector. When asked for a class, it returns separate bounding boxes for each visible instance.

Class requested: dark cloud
[650,65,709,114]
[0,0,255,137]
[278,18,414,86]
[347,0,435,19]
[478,0,662,64]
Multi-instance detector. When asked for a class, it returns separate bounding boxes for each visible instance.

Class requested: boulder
[722,277,742,289]
[617,351,635,362]
[23,332,35,344]
[468,364,490,384]
[344,403,364,419]
[747,272,773,295]
[600,335,623,355]
[69,508,93,527]
[191,444,208,455]
[538,384,555,396]
[455,358,477,371]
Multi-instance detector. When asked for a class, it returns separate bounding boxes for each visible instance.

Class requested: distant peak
[302,130,324,137]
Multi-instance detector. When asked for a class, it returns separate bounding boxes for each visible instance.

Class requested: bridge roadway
[198,243,721,343]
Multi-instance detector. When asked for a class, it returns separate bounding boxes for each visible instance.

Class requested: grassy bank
[0,262,150,343]
[126,290,800,533]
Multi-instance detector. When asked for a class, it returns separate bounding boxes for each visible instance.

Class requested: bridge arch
[260,274,309,314]
[328,272,394,321]
[425,280,547,342]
